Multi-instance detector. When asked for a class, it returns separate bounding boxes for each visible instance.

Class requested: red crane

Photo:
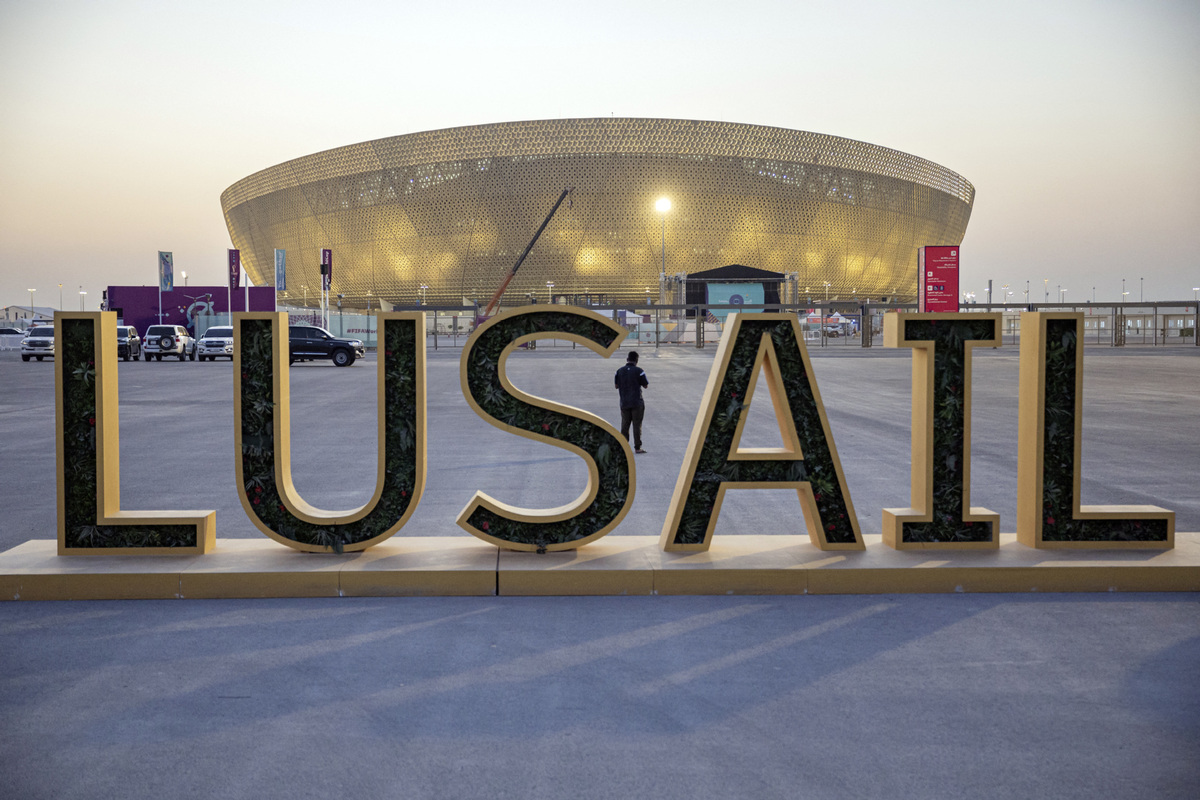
[480,186,574,318]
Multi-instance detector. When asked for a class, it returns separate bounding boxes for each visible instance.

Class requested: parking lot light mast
[655,197,671,297]
[27,288,35,318]
[79,289,86,311]
[58,283,63,311]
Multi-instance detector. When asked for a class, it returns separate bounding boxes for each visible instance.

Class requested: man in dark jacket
[615,350,649,453]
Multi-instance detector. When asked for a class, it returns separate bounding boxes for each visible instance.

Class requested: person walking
[615,350,649,454]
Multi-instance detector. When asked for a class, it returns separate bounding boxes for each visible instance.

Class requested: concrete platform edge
[3,533,1199,599]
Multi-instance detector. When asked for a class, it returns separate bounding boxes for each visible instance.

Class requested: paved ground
[1,339,1198,798]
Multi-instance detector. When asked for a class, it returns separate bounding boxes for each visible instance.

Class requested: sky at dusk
[2,0,1198,311]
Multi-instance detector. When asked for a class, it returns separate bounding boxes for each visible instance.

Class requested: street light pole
[58,283,63,310]
[546,281,554,303]
[655,196,671,292]
[1043,279,1048,304]
[1140,277,1143,303]
[27,288,35,317]
[79,289,86,311]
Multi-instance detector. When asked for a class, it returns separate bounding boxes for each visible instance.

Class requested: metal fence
[194,301,1200,351]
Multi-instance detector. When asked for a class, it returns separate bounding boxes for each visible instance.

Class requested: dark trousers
[620,404,645,449]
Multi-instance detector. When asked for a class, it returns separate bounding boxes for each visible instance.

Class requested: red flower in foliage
[255,486,263,494]
[542,422,550,431]
[400,489,407,497]
[88,417,95,426]
[278,504,286,512]
[731,392,739,399]
[1045,517,1055,525]
[481,521,490,531]
[826,523,836,531]
[242,372,249,379]
[253,497,260,505]
[385,350,393,356]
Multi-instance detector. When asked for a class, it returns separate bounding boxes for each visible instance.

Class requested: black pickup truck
[288,326,365,367]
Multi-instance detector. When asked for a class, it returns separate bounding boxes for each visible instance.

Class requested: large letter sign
[660,313,863,552]
[56,313,215,554]
[882,313,1001,549]
[457,307,635,551]
[1017,313,1173,548]
[234,312,426,553]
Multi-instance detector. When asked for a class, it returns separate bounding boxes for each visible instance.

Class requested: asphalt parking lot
[1,340,1197,799]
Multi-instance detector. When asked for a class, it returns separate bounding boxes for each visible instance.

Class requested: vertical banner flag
[158,251,174,292]
[274,249,287,291]
[228,249,241,292]
[917,245,960,312]
[321,248,333,292]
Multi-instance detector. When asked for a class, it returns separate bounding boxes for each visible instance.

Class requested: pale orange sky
[2,0,1197,309]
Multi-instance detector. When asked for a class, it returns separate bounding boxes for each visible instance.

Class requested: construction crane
[481,186,574,317]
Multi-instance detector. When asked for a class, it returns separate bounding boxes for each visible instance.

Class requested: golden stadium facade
[220,118,974,308]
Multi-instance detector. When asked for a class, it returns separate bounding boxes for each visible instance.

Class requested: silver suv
[21,327,55,362]
[197,326,234,361]
[143,324,196,361]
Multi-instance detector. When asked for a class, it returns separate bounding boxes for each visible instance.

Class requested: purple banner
[321,248,332,292]
[228,249,241,291]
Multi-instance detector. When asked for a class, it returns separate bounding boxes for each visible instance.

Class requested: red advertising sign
[918,246,960,312]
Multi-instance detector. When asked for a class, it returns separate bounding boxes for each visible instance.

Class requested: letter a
[660,313,862,552]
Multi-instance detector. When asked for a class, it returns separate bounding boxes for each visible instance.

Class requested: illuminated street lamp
[58,283,63,310]
[420,284,428,305]
[655,196,671,283]
[79,289,86,311]
[1193,287,1199,302]
[181,270,188,286]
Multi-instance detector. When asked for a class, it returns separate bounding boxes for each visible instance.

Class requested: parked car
[288,325,365,367]
[116,326,141,361]
[0,327,24,351]
[21,327,55,361]
[142,324,196,361]
[197,326,234,361]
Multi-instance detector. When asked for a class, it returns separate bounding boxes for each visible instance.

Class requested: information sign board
[918,246,960,312]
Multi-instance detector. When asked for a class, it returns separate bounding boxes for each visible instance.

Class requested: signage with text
[918,245,960,312]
